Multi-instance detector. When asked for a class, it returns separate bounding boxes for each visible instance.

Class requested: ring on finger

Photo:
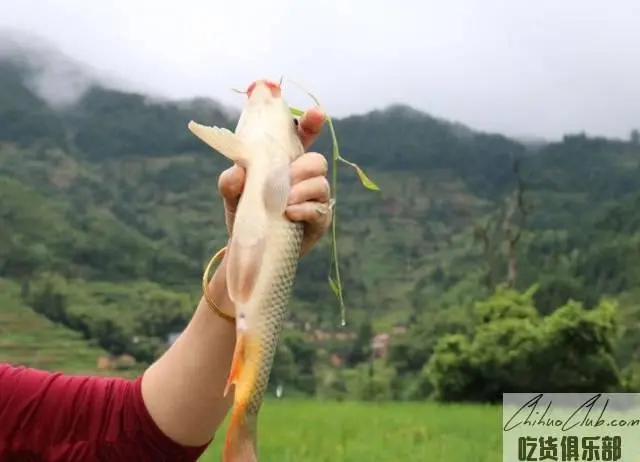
[315,198,336,216]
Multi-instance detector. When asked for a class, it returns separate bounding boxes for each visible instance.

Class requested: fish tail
[222,331,261,461]
[222,404,258,462]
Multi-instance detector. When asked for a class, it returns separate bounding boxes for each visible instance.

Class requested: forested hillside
[2,40,640,399]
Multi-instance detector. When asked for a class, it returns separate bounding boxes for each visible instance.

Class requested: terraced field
[0,278,112,374]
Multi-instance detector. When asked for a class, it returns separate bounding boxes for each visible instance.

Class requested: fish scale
[187,79,307,461]
[244,219,303,416]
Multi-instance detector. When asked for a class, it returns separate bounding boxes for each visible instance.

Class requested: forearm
[141,256,236,447]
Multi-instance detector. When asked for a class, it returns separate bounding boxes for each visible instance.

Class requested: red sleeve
[0,363,210,461]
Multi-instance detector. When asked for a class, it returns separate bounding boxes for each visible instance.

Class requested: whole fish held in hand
[188,79,319,462]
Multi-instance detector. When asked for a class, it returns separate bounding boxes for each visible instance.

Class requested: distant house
[372,333,391,359]
[314,329,330,341]
[96,354,137,371]
[312,329,357,342]
[335,332,352,341]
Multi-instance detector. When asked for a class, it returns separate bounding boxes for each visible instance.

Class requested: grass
[201,399,501,462]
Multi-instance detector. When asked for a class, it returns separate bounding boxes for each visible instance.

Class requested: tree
[502,156,529,287]
[279,330,318,395]
[472,154,530,289]
[345,320,373,367]
[426,287,622,402]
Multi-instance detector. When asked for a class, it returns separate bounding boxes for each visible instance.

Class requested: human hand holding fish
[206,105,332,327]
[217,106,332,259]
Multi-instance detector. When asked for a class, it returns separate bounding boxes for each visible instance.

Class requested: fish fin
[224,332,261,401]
[223,407,258,462]
[224,332,247,397]
[262,164,292,216]
[226,215,266,304]
[222,335,260,462]
[187,121,246,163]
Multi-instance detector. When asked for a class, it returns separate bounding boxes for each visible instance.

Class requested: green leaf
[289,106,305,117]
[355,165,380,191]
[328,276,340,297]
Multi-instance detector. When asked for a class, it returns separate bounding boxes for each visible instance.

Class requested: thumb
[218,165,245,212]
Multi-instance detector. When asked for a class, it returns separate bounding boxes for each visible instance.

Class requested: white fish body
[188,79,305,462]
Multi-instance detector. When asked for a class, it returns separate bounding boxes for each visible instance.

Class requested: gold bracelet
[202,246,235,323]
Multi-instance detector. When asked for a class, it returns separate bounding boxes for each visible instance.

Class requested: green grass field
[201,400,501,462]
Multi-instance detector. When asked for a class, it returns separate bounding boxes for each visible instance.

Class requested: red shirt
[0,363,209,461]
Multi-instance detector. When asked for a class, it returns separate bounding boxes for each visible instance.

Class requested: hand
[217,107,331,256]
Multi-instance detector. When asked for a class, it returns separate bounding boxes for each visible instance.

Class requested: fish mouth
[246,79,281,98]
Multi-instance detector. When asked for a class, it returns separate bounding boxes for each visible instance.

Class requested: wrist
[206,255,235,319]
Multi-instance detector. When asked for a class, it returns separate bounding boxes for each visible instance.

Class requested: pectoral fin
[226,216,266,304]
[224,332,247,397]
[188,121,246,163]
[262,164,292,215]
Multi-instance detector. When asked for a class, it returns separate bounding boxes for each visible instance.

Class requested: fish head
[236,79,304,161]
[246,79,281,100]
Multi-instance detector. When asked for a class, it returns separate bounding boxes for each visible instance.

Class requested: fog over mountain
[3,0,640,140]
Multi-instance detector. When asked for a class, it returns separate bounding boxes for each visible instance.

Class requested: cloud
[1,0,640,139]
[0,29,94,108]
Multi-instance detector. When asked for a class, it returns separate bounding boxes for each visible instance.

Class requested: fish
[188,79,308,462]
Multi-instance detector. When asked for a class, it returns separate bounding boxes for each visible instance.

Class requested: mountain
[1,35,640,391]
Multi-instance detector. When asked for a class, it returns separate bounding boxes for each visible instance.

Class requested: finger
[288,177,330,205]
[290,152,328,185]
[297,107,326,150]
[285,201,332,229]
[218,165,245,202]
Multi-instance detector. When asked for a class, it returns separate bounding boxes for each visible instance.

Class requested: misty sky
[2,0,640,139]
